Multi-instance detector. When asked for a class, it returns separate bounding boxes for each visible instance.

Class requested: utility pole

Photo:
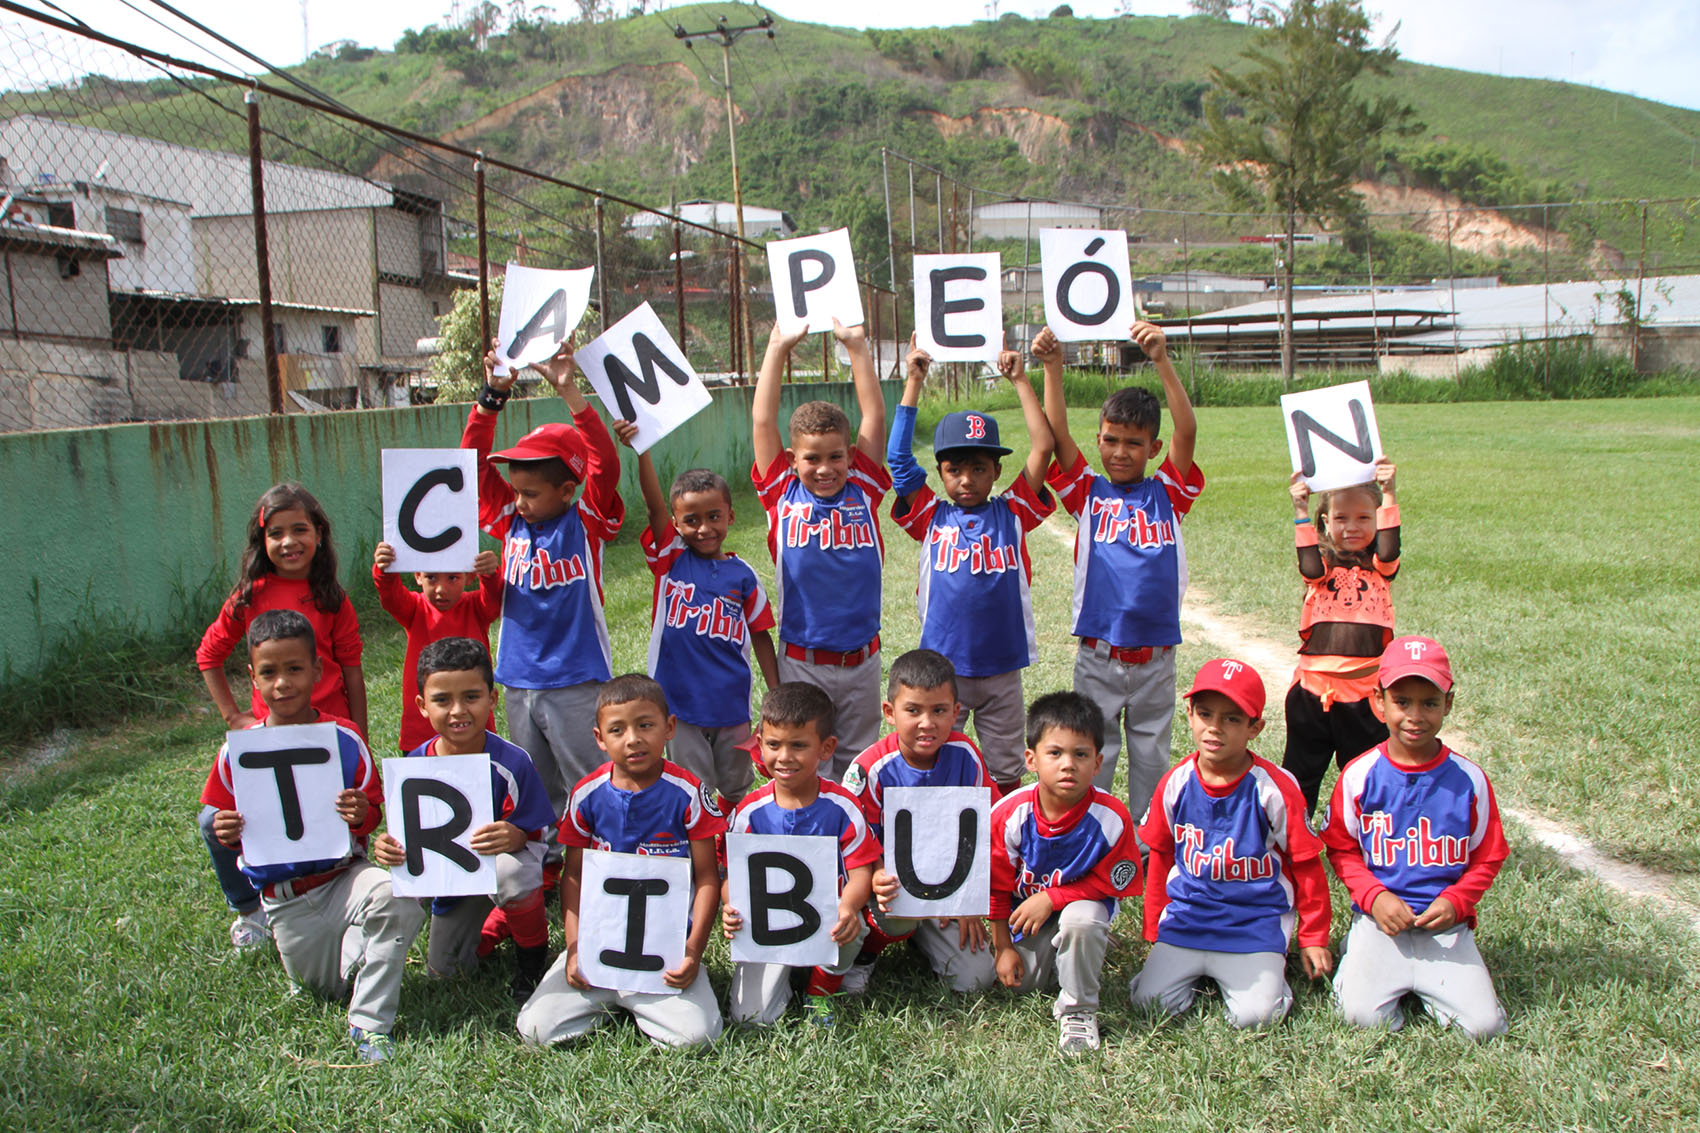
[675,13,774,383]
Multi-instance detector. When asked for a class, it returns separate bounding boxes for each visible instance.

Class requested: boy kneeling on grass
[200,609,424,1063]
[515,675,725,1049]
[1322,636,1509,1039]
[989,692,1142,1055]
[722,683,879,1027]
[1129,659,1332,1028]
[371,638,556,1004]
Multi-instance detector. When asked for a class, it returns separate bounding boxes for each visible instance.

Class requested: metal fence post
[594,194,609,334]
[244,89,283,415]
[674,221,686,352]
[475,154,490,352]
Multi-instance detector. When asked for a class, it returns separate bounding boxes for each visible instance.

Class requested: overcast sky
[6,0,1700,114]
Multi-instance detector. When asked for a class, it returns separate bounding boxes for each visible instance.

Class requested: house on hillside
[0,115,466,408]
[972,200,1128,241]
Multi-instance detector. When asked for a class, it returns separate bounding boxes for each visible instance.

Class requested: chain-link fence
[2,6,1696,434]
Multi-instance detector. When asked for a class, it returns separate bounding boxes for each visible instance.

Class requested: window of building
[321,324,342,353]
[107,206,144,245]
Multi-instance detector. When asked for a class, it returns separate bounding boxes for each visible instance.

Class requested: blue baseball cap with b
[933,410,1012,457]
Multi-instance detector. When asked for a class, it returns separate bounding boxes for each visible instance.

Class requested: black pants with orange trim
[1281,685,1388,816]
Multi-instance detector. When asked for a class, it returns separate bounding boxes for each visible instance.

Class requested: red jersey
[196,575,362,726]
[373,563,504,752]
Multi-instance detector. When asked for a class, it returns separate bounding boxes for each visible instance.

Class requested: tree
[1188,0,1235,18]
[1196,1,1419,382]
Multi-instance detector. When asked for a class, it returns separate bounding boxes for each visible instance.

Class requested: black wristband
[477,383,511,412]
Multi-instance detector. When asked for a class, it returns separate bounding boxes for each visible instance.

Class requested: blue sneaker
[349,1026,395,1063]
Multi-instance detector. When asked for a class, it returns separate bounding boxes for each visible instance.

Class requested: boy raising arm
[1038,322,1202,819]
[751,319,891,779]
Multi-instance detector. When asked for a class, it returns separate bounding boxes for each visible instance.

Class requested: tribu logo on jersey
[1361,811,1467,868]
[1176,824,1274,881]
[504,538,586,590]
[779,501,876,551]
[1088,497,1175,548]
[661,580,748,644]
[1014,864,1066,899]
[929,525,1020,575]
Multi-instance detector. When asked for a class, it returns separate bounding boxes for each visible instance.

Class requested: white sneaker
[838,961,875,997]
[229,911,271,951]
[1057,1011,1101,1055]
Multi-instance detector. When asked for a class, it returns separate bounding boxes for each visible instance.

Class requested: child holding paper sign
[371,542,503,754]
[842,649,996,998]
[887,337,1055,796]
[516,675,725,1049]
[1283,455,1400,815]
[197,490,366,953]
[613,424,779,808]
[466,339,625,833]
[722,683,879,1026]
[371,638,556,1004]
[752,319,891,780]
[1038,322,1202,823]
[200,610,424,1062]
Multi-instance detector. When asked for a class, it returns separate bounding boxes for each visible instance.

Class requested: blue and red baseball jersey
[1321,742,1509,927]
[1140,753,1331,954]
[404,732,557,836]
[642,523,775,729]
[1047,452,1205,648]
[892,476,1054,677]
[843,731,991,845]
[200,714,381,887]
[989,784,1141,923]
[725,780,882,884]
[557,760,727,857]
[753,448,891,652]
[464,405,624,690]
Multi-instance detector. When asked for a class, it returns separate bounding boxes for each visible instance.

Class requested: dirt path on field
[1039,517,1700,936]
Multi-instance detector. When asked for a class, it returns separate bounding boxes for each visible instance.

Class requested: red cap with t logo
[1184,658,1266,719]
[1378,635,1453,692]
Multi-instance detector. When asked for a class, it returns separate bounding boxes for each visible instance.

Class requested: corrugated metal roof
[1,115,397,216]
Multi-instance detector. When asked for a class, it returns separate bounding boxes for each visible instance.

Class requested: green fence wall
[0,380,898,679]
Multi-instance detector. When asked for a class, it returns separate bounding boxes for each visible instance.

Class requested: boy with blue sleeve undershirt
[886,337,1055,796]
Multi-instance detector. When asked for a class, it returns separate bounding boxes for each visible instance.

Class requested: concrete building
[972,200,1112,241]
[0,115,463,396]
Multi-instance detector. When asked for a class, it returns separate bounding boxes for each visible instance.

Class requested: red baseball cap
[1379,635,1453,692]
[1185,658,1266,719]
[489,423,588,481]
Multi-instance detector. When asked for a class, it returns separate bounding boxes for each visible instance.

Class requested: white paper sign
[228,723,350,868]
[380,448,479,573]
[381,754,497,899]
[1281,380,1384,492]
[495,263,595,373]
[1039,228,1136,343]
[914,253,1003,363]
[883,786,992,919]
[766,228,864,335]
[578,849,691,995]
[725,833,840,968]
[575,302,712,454]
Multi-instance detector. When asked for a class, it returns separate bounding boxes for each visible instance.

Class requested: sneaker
[229,912,271,951]
[837,961,875,997]
[1057,1011,1100,1055]
[349,1026,395,1063]
[804,993,839,1027]
[510,944,549,1005]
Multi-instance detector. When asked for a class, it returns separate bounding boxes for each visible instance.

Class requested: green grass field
[1,396,1698,1130]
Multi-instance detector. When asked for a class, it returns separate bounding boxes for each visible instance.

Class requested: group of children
[193,316,1508,1062]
